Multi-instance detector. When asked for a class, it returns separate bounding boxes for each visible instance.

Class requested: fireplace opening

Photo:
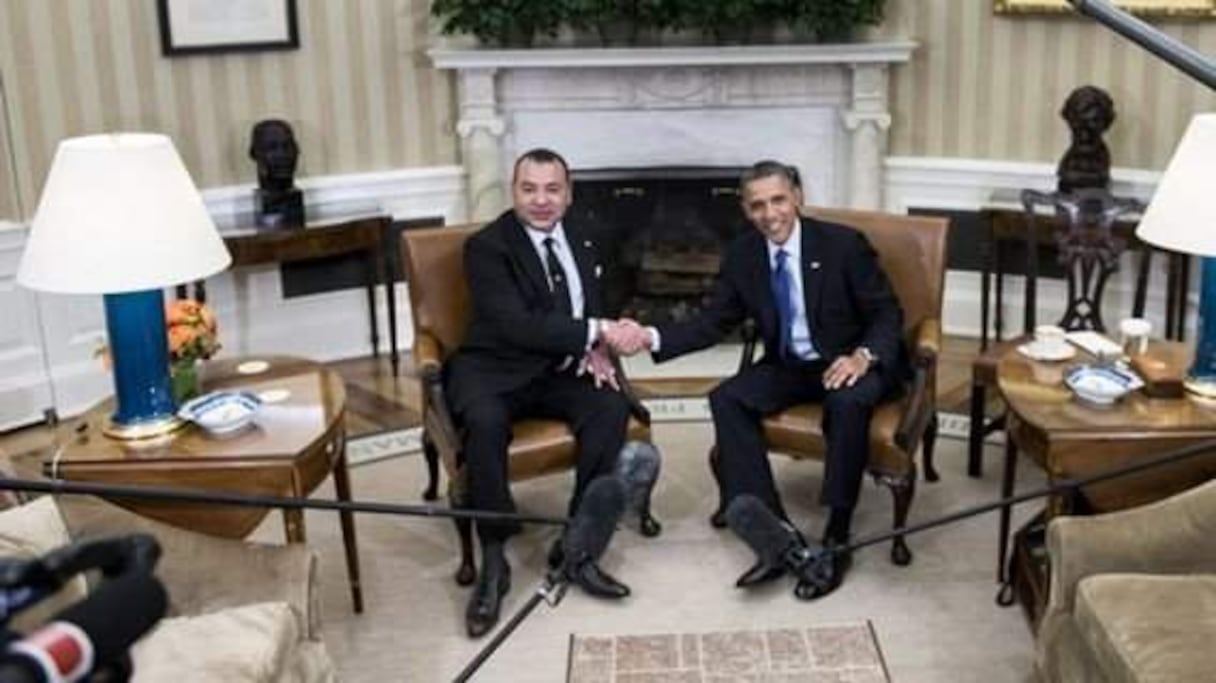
[567,167,750,328]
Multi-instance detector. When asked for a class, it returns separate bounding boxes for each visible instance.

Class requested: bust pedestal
[255,188,305,228]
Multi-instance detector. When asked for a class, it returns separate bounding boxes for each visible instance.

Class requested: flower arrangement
[165,299,219,403]
[166,299,220,364]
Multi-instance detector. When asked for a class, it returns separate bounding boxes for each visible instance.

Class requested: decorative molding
[430,43,917,70]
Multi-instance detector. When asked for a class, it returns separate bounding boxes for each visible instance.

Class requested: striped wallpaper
[882,0,1216,167]
[0,0,456,220]
[1,1,1214,221]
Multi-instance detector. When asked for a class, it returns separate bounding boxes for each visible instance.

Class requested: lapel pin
[584,240,593,248]
[594,265,603,278]
[810,261,821,270]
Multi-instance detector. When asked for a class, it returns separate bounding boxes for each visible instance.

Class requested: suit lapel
[800,217,824,331]
[503,216,551,299]
[749,234,779,339]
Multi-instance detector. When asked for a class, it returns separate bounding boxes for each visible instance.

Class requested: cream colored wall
[881,0,1216,168]
[0,0,456,221]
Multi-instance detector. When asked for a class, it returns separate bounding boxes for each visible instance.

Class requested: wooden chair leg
[968,383,987,478]
[421,433,440,501]
[707,446,727,528]
[884,473,916,567]
[922,411,940,483]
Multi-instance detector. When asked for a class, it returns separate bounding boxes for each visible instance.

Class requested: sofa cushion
[1075,573,1216,683]
[132,601,334,683]
[0,497,89,631]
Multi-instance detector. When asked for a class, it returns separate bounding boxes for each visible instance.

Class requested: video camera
[0,535,167,683]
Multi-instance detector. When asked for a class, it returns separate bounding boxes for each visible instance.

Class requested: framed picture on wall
[995,0,1216,15]
[157,0,300,56]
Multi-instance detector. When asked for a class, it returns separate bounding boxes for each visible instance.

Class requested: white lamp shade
[17,133,231,294]
[1136,113,1216,257]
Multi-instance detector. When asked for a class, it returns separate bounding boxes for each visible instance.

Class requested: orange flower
[165,299,220,362]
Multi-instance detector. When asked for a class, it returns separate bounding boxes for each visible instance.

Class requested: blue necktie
[772,249,795,359]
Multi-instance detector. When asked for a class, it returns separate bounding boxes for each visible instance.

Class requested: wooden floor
[0,335,985,461]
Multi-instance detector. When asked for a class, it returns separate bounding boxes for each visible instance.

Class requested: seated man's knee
[461,400,511,437]
[823,384,879,414]
[709,382,745,416]
[591,390,631,426]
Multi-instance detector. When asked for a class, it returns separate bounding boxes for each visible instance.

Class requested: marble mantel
[430,43,916,219]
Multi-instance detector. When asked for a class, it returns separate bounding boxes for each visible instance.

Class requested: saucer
[178,391,262,435]
[1017,340,1076,362]
[1065,366,1136,405]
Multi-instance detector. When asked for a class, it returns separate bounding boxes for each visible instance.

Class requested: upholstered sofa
[1037,478,1216,682]
[0,495,335,682]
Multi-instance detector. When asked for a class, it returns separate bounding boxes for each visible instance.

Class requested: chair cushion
[1074,573,1216,683]
[132,601,334,683]
[507,416,650,481]
[761,399,914,476]
[0,497,89,631]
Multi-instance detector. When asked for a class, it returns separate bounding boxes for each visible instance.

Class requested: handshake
[577,318,653,392]
[599,318,653,356]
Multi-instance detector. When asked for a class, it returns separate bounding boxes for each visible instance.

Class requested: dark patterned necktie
[772,248,795,359]
[543,237,573,315]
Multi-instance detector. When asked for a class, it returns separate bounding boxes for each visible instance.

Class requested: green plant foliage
[430,0,887,47]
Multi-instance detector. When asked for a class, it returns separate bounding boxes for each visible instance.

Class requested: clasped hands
[577,319,653,391]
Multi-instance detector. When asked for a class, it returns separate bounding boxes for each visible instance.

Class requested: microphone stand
[0,476,567,527]
[802,438,1216,601]
[452,571,570,683]
[1066,0,1216,89]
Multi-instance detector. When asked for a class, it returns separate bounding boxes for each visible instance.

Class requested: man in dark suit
[607,160,907,600]
[445,148,635,638]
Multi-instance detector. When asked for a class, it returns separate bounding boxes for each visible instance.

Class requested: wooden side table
[40,356,363,612]
[994,341,1216,620]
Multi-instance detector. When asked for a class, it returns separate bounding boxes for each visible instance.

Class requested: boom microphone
[0,572,168,683]
[560,475,626,574]
[724,496,827,586]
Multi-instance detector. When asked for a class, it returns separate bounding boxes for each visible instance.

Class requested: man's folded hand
[578,344,620,391]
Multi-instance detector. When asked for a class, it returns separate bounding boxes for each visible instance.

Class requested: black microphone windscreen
[562,476,626,566]
[615,442,660,512]
[53,572,167,667]
[724,495,804,569]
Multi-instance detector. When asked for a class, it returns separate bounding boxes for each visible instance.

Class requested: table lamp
[17,133,231,438]
[1135,113,1216,397]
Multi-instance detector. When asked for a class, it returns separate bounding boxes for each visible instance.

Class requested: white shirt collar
[524,221,567,252]
[766,219,802,266]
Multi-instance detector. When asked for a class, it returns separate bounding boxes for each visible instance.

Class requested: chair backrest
[806,207,950,335]
[401,224,481,359]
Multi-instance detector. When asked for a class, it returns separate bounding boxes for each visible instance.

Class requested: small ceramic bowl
[178,390,262,435]
[1064,366,1134,406]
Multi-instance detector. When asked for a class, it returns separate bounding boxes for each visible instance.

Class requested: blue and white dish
[1064,365,1139,405]
[178,390,262,435]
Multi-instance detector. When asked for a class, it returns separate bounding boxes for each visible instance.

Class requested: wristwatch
[857,346,878,368]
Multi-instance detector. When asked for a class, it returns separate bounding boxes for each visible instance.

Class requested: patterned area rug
[568,622,890,682]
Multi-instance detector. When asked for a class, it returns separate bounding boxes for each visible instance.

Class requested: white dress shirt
[766,220,820,361]
[522,222,599,352]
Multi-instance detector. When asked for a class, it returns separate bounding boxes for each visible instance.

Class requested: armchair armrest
[610,354,651,425]
[893,318,940,451]
[1045,479,1216,615]
[54,496,321,639]
[413,331,443,379]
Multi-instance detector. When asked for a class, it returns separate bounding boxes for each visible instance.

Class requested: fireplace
[570,167,748,325]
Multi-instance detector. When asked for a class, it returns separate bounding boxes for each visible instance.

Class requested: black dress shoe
[793,540,851,601]
[567,561,630,599]
[735,560,787,588]
[466,559,511,638]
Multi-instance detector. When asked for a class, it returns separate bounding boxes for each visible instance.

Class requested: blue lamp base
[102,290,185,440]
[1185,257,1216,398]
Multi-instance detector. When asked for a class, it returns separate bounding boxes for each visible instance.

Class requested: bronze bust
[249,118,304,227]
[1057,86,1115,194]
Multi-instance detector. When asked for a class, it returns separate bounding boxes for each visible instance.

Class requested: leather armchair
[710,208,948,565]
[401,225,660,586]
[1038,478,1216,682]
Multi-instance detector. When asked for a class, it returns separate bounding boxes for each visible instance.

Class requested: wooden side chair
[967,189,1149,478]
[710,208,948,566]
[401,225,661,585]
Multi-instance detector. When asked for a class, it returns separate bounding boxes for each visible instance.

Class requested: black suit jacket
[445,210,605,413]
[654,216,910,385]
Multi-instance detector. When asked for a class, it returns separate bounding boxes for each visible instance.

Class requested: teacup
[1034,324,1068,352]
